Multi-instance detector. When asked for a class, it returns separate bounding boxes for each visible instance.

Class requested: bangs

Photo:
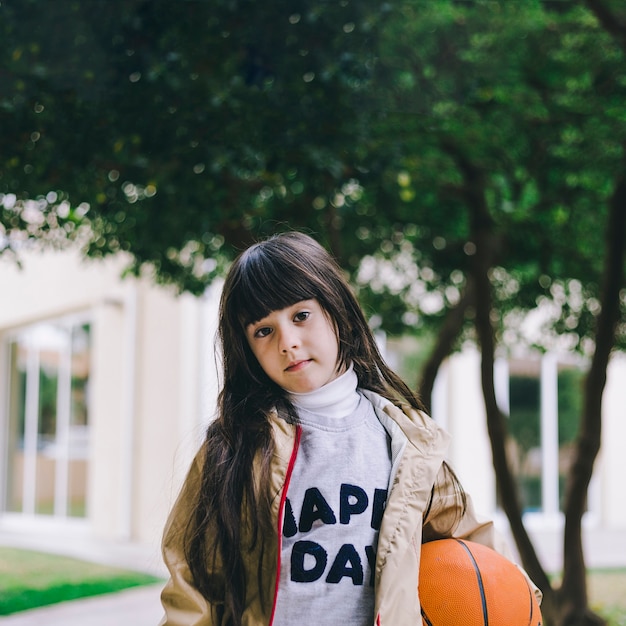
[230,242,322,327]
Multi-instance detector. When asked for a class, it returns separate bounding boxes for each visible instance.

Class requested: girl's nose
[279,327,299,353]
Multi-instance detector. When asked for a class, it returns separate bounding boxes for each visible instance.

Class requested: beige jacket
[159,391,520,626]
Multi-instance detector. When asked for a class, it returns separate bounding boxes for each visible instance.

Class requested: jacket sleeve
[422,463,543,605]
[158,450,225,626]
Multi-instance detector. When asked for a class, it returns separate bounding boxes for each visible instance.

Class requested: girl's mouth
[286,359,310,372]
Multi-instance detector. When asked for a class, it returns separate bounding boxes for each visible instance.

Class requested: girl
[159,231,523,626]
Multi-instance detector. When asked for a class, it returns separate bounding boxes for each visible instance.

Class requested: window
[506,356,583,515]
[3,319,90,518]
[556,367,583,510]
[508,373,542,512]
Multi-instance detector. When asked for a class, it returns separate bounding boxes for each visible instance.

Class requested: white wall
[89,286,130,539]
[433,347,496,518]
[601,353,626,529]
[0,248,129,328]
[0,247,218,546]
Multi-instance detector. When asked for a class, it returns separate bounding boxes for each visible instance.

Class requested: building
[1,246,625,571]
[0,247,220,557]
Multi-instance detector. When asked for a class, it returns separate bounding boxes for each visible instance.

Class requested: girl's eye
[294,311,310,322]
[254,326,272,338]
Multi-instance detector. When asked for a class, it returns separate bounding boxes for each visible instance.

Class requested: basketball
[419,538,542,626]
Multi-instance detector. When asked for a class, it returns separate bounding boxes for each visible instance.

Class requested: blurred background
[1,1,625,624]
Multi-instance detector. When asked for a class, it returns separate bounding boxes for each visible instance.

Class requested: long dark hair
[183,231,464,624]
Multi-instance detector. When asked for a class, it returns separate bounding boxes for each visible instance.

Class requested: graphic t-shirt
[273,369,392,625]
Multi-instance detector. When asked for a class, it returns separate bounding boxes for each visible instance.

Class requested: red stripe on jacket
[268,425,302,626]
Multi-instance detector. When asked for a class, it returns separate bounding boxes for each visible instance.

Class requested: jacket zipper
[268,425,302,626]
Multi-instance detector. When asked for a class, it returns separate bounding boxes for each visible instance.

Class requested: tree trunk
[417,278,475,413]
[448,141,623,625]
[557,168,626,626]
[446,145,558,620]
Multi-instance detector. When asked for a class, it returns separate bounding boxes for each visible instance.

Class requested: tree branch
[418,277,475,413]
[584,0,626,52]
[444,142,556,614]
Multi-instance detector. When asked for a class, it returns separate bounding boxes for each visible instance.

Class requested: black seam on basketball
[454,539,489,626]
[421,607,434,626]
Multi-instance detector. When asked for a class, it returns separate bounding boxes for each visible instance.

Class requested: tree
[1,0,389,289]
[355,2,625,623]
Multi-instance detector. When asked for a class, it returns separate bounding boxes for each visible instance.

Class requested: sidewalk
[0,584,164,626]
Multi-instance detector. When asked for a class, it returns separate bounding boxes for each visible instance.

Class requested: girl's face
[245,299,342,394]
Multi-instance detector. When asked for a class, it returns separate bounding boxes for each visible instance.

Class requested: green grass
[0,547,163,615]
[546,568,626,626]
[588,568,626,626]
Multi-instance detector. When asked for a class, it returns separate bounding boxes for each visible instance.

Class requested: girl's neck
[287,363,360,419]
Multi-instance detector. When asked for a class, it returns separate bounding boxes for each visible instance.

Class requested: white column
[494,357,510,416]
[200,281,222,430]
[601,354,626,526]
[53,328,72,517]
[540,353,560,517]
[119,282,138,540]
[178,292,205,461]
[431,360,448,431]
[447,348,495,516]
[23,341,40,515]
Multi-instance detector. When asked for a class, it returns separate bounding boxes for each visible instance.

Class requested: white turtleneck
[274,363,392,626]
[287,363,361,419]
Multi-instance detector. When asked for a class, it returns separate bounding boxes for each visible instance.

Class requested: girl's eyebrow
[247,299,316,327]
[247,309,278,329]
[247,310,272,325]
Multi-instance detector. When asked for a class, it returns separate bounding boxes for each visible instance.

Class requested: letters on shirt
[282,484,388,587]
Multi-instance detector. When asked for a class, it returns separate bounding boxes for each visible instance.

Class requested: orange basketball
[419,538,542,626]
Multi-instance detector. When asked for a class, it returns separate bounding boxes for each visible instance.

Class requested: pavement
[1,522,625,625]
[0,584,164,626]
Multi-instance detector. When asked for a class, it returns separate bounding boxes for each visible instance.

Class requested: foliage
[357,0,626,351]
[1,0,388,290]
[2,1,625,350]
